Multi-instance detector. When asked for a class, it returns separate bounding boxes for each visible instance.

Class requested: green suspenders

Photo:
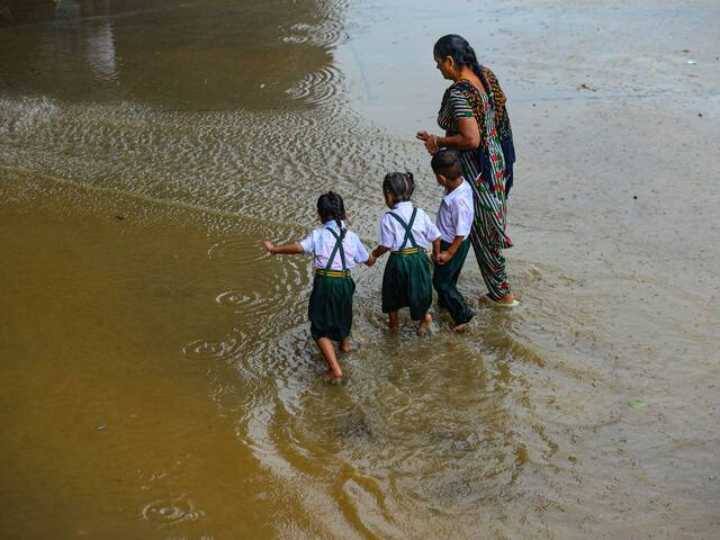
[316,227,350,277]
[387,208,422,254]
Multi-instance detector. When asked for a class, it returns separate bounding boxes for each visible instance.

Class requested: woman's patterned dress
[437,78,512,300]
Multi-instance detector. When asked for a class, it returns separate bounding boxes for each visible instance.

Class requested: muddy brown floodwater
[1,0,719,538]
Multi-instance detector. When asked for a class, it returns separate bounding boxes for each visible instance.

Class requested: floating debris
[628,399,647,409]
[577,83,597,92]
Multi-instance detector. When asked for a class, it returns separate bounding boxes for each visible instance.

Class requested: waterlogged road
[1,0,719,537]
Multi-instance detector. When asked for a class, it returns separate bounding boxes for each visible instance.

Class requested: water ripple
[286,65,344,105]
[182,330,246,363]
[207,237,265,264]
[141,494,205,526]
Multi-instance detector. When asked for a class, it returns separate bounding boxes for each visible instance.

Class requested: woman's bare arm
[416,117,479,154]
[436,118,480,150]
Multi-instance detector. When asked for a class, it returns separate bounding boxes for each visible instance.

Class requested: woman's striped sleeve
[449,88,474,119]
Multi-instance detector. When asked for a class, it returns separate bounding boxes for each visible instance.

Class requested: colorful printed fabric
[438,80,506,196]
[437,79,513,300]
[479,66,515,167]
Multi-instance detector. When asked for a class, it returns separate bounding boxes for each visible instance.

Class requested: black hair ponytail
[433,34,488,92]
[383,172,415,203]
[317,191,346,232]
[463,43,485,85]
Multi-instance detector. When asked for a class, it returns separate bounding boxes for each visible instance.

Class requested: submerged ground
[1,0,719,538]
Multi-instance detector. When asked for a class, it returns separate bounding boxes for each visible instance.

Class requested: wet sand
[2,0,720,538]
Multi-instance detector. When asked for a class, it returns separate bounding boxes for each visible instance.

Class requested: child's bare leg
[417,312,432,336]
[316,337,342,379]
[388,311,399,332]
[340,337,352,353]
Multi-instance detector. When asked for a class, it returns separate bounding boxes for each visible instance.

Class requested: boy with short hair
[431,149,475,332]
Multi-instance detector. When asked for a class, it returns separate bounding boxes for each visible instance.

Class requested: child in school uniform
[263,191,374,380]
[370,172,441,336]
[431,149,476,332]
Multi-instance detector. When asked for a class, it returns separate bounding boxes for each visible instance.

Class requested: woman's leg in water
[469,209,514,302]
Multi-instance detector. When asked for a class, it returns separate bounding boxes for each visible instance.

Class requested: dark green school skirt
[308,271,355,341]
[381,248,433,321]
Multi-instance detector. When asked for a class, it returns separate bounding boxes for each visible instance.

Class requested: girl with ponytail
[416,34,518,307]
[263,191,375,380]
[370,171,441,335]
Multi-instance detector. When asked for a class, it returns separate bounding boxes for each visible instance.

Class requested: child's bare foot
[317,337,343,380]
[388,311,399,333]
[323,368,343,382]
[340,338,352,353]
[417,313,432,336]
[452,322,468,333]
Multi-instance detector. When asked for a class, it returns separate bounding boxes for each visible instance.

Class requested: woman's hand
[416,131,439,155]
[419,119,480,152]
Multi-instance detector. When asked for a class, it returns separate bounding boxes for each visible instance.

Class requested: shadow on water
[0,0,345,111]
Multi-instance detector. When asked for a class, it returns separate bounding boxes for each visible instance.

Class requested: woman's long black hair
[317,191,346,232]
[433,34,486,89]
[383,172,415,203]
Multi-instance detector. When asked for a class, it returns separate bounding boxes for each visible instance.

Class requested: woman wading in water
[417,34,517,306]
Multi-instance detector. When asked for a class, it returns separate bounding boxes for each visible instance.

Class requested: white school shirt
[299,220,370,270]
[378,201,441,251]
[436,178,475,243]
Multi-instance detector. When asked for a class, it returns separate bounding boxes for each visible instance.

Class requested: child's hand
[365,254,376,267]
[435,251,451,265]
[262,240,275,254]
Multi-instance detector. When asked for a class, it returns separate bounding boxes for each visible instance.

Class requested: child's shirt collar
[443,177,468,202]
[392,201,413,210]
[322,219,344,230]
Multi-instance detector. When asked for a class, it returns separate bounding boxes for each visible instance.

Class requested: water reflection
[0,0,55,25]
[85,18,116,79]
[0,0,344,110]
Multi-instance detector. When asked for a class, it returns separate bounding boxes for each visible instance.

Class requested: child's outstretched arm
[359,241,376,267]
[370,245,391,260]
[432,238,442,261]
[372,215,393,262]
[263,241,304,255]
